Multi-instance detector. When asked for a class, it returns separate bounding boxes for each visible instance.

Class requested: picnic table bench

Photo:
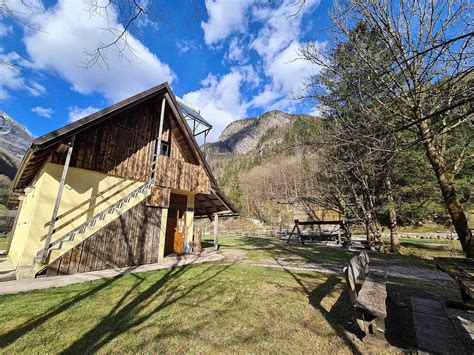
[434,257,474,309]
[286,219,349,245]
[344,250,387,341]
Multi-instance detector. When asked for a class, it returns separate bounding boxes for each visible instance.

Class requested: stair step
[0,257,15,275]
[0,271,16,282]
[46,181,152,265]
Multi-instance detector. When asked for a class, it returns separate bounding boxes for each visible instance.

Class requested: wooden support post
[152,96,166,184]
[295,221,305,245]
[213,213,219,250]
[287,223,297,244]
[6,197,24,254]
[42,136,75,263]
[194,227,202,256]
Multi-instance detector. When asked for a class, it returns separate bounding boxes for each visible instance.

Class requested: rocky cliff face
[204,110,294,155]
[0,111,32,160]
[0,111,32,179]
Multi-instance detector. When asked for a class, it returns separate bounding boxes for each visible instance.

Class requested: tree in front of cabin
[302,0,473,256]
[301,21,403,251]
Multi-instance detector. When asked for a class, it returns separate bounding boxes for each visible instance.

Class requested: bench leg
[362,317,386,343]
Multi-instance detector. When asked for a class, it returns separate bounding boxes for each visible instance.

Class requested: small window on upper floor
[160,141,171,157]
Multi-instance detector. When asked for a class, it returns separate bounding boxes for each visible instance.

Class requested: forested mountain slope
[203,111,323,223]
[203,110,472,227]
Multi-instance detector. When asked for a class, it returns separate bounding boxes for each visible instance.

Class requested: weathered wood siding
[145,186,170,208]
[155,156,210,194]
[64,102,159,181]
[51,100,208,194]
[45,202,162,276]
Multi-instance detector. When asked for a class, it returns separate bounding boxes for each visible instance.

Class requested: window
[154,139,171,158]
[161,141,171,157]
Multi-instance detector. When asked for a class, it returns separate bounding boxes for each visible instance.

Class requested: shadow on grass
[214,234,431,351]
[216,234,442,271]
[279,263,423,351]
[400,240,461,253]
[0,256,233,353]
[62,262,233,353]
[217,235,357,266]
[0,270,136,348]
[277,266,362,354]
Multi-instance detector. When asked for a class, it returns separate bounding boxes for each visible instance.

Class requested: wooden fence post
[213,213,219,250]
[194,227,202,256]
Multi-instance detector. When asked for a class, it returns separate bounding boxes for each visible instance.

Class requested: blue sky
[0,0,331,142]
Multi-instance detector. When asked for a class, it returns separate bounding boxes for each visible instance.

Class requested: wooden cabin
[5,83,237,279]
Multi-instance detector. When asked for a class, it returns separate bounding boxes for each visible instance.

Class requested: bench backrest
[343,250,370,304]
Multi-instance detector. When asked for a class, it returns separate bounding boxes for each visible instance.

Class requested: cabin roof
[10,82,237,217]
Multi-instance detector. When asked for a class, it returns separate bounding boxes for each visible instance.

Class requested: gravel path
[220,249,454,285]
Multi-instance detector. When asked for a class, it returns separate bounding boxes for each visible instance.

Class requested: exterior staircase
[6,178,154,280]
[0,257,17,282]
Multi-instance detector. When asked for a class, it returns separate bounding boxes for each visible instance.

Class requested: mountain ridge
[0,111,32,162]
[203,110,314,155]
[0,111,32,185]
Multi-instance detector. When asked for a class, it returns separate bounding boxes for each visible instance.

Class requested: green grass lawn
[396,237,463,259]
[0,233,463,352]
[205,233,464,270]
[1,263,367,353]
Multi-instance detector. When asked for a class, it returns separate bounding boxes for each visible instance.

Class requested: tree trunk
[363,191,378,242]
[418,120,473,257]
[385,175,400,253]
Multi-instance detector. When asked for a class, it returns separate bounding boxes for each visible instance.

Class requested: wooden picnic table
[434,257,474,309]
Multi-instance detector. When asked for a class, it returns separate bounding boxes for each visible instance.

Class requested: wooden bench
[286,219,350,245]
[343,250,388,341]
[435,257,474,310]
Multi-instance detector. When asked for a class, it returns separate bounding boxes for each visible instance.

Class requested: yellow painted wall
[157,208,168,263]
[157,189,195,261]
[8,163,146,270]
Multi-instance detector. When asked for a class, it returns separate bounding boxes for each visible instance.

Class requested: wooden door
[173,211,185,254]
[164,194,187,256]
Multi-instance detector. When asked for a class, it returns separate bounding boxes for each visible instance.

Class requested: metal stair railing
[36,178,153,263]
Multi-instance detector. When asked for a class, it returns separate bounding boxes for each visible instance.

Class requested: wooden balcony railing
[154,156,210,194]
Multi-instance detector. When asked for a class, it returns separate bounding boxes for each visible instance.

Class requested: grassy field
[206,233,463,269]
[0,234,463,353]
[1,264,371,353]
[394,237,462,259]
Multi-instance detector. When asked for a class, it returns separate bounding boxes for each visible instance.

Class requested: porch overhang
[194,188,238,218]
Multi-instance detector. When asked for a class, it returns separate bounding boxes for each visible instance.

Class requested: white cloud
[195,0,324,140]
[266,40,323,94]
[0,24,12,37]
[22,0,176,103]
[26,81,46,96]
[0,63,23,100]
[31,106,53,118]
[68,105,100,122]
[0,52,46,100]
[183,66,259,141]
[201,0,254,45]
[226,37,247,63]
[176,39,199,55]
[250,0,322,97]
